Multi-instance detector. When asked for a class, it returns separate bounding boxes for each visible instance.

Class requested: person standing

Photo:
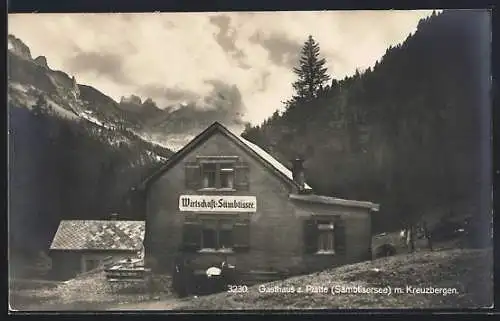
[183,258,194,295]
[423,220,433,251]
[172,256,189,297]
[171,257,182,296]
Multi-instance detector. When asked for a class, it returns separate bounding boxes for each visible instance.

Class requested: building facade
[139,122,379,282]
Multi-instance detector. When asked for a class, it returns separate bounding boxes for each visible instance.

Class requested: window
[220,165,235,189]
[182,218,250,253]
[84,258,101,272]
[202,163,217,188]
[304,217,345,255]
[317,221,335,253]
[207,163,234,189]
[200,162,235,189]
[201,219,233,251]
[185,158,248,191]
[202,228,217,248]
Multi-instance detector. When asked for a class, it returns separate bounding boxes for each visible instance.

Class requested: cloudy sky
[9,11,434,125]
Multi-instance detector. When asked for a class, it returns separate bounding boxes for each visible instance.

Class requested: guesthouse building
[137,122,379,283]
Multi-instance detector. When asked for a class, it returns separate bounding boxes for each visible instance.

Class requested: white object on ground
[206,267,222,277]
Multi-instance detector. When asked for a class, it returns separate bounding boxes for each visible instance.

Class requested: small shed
[49,219,145,280]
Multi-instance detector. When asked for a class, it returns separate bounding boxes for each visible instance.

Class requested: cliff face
[8,34,33,60]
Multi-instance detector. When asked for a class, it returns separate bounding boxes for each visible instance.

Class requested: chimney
[109,213,119,221]
[291,158,306,192]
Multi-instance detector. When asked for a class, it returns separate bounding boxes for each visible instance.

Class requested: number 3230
[227,285,248,293]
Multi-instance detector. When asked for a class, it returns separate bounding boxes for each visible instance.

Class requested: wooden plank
[108,279,147,283]
[106,273,145,277]
[106,272,145,277]
[105,267,149,272]
[248,270,281,275]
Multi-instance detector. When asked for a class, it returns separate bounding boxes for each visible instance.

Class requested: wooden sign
[179,195,257,212]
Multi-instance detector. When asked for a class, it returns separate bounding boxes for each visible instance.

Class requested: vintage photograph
[8,9,493,311]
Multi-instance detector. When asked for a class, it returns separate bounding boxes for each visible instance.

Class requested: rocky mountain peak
[143,97,156,105]
[120,95,142,105]
[8,34,33,60]
[142,98,162,111]
[34,56,49,69]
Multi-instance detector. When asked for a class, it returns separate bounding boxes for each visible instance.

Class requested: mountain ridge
[8,34,247,152]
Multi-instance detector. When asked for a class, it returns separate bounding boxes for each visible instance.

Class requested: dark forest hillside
[8,34,177,277]
[242,10,491,242]
[8,100,172,277]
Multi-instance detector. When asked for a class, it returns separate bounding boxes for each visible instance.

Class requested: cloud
[249,32,302,68]
[8,10,435,125]
[209,14,250,69]
[203,79,244,113]
[139,85,201,105]
[138,79,247,122]
[65,51,131,85]
[258,71,271,92]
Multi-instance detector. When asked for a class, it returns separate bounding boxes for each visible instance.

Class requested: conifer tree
[32,94,48,116]
[290,35,331,102]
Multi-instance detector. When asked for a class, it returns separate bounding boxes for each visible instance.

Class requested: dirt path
[104,297,192,311]
[13,297,191,311]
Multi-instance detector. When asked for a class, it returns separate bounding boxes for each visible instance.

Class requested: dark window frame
[84,258,101,272]
[185,156,249,191]
[201,163,217,188]
[200,159,236,190]
[304,216,345,255]
[317,220,335,253]
[200,218,235,251]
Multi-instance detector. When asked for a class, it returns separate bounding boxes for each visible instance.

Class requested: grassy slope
[10,248,493,311]
[178,248,492,310]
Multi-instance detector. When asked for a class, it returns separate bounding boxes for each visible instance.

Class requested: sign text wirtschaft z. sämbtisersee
[179,195,257,212]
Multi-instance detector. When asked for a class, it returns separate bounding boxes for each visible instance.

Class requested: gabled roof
[139,122,312,191]
[237,134,312,190]
[50,220,145,251]
[289,194,380,211]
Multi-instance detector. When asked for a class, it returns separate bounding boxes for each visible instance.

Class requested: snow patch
[144,150,167,162]
[108,138,130,147]
[45,98,80,120]
[146,133,193,152]
[77,111,116,130]
[10,82,30,94]
[130,131,179,150]
[155,155,167,162]
[8,93,37,109]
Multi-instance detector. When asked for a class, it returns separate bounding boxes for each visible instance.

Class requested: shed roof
[289,193,380,211]
[50,220,145,251]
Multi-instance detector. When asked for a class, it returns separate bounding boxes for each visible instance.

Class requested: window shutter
[334,217,346,255]
[234,161,249,190]
[181,221,201,252]
[185,162,201,190]
[303,219,318,254]
[233,220,250,252]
